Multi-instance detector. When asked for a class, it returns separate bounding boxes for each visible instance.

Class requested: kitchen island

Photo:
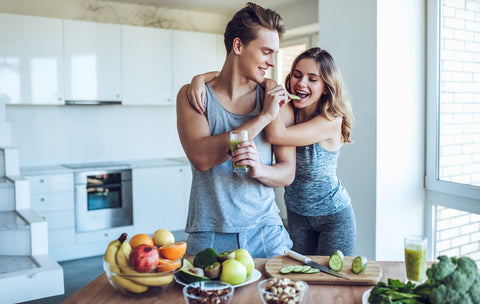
[63,259,414,304]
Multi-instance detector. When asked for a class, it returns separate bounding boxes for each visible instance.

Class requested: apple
[234,248,255,275]
[220,259,247,285]
[129,244,159,273]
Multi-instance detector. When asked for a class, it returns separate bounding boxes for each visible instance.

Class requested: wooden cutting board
[264,255,382,285]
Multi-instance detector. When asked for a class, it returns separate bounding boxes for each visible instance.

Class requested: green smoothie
[405,244,427,282]
[230,140,247,170]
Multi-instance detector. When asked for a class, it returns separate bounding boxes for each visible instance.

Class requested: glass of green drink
[230,130,248,172]
[404,235,427,284]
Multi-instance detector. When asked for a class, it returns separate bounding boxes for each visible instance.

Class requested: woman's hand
[231,139,264,179]
[186,76,207,114]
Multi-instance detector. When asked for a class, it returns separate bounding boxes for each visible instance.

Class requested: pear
[234,248,255,276]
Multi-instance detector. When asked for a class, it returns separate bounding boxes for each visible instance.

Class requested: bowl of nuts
[257,278,308,304]
[183,281,234,304]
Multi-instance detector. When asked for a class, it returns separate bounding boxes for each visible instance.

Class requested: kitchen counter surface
[20,157,189,175]
[64,259,412,304]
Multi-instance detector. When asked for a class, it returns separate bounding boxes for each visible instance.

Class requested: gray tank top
[185,83,283,233]
[285,143,351,216]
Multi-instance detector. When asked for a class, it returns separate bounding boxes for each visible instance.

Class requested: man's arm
[176,84,231,171]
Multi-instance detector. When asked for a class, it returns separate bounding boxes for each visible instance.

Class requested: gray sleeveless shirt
[185,83,283,233]
[285,143,351,216]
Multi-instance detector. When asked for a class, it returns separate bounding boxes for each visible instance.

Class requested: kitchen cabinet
[172,30,224,100]
[63,20,122,102]
[121,25,173,105]
[132,164,191,234]
[25,173,76,248]
[0,13,64,105]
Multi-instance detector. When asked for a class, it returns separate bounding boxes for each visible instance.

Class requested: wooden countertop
[63,259,410,304]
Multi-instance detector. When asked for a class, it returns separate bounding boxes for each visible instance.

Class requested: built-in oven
[72,167,133,232]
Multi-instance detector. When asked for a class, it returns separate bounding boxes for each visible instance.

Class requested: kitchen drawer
[39,209,75,230]
[76,225,134,244]
[48,228,76,248]
[31,192,74,212]
[26,173,74,194]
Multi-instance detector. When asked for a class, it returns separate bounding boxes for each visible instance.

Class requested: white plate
[362,288,372,304]
[174,268,262,288]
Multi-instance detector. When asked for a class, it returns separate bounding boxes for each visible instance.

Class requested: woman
[188,47,356,256]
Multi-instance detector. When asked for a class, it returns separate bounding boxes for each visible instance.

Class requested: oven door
[75,169,133,232]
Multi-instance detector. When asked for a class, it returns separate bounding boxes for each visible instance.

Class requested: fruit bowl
[103,258,182,296]
[257,278,308,304]
[183,281,234,304]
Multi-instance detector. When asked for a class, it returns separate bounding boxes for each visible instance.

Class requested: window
[426,0,480,265]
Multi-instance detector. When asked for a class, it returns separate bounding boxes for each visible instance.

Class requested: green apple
[220,259,247,285]
[234,248,255,275]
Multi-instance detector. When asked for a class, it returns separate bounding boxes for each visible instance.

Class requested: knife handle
[284,249,312,263]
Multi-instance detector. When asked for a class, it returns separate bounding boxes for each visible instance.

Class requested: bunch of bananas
[103,233,174,294]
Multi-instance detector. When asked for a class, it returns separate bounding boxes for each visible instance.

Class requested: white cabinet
[25,173,76,248]
[172,30,224,100]
[63,20,121,102]
[132,165,191,234]
[122,25,173,105]
[0,13,64,105]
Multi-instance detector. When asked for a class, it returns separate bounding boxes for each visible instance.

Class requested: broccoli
[414,255,480,304]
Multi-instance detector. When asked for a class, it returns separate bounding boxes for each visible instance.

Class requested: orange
[157,257,182,272]
[129,233,154,249]
[158,241,187,260]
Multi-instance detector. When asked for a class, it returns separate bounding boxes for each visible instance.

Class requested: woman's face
[289,58,325,110]
[239,28,279,83]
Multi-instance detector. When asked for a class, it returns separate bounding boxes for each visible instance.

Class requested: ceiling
[104,0,303,15]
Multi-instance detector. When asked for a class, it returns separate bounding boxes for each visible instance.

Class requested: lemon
[152,229,175,247]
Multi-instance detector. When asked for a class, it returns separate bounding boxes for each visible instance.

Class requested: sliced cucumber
[301,265,312,273]
[305,268,320,274]
[328,249,344,272]
[352,256,368,274]
[293,265,305,273]
[280,265,295,274]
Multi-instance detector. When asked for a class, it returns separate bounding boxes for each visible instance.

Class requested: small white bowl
[183,281,234,304]
[258,278,308,304]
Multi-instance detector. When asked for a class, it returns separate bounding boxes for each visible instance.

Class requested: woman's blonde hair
[285,47,353,143]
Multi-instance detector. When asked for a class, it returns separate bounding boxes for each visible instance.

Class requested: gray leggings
[286,204,357,256]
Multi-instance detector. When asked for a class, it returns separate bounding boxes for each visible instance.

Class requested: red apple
[129,244,159,273]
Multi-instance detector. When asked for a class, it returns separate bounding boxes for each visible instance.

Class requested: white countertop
[20,157,190,175]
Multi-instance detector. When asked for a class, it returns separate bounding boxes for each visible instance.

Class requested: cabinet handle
[39,179,44,183]
[104,233,109,238]
[40,198,45,202]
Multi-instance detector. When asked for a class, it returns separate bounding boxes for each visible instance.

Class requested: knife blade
[284,249,349,280]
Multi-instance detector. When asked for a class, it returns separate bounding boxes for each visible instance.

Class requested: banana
[129,274,174,287]
[116,239,132,269]
[111,275,148,294]
[104,233,127,273]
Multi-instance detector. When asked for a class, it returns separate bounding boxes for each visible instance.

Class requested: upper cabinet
[63,20,122,103]
[0,13,64,105]
[121,25,173,105]
[172,30,224,100]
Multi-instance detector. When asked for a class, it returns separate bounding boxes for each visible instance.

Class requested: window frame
[425,0,480,255]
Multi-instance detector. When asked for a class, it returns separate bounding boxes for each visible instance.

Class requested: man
[176,2,295,258]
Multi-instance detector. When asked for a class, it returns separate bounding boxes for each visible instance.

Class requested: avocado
[193,248,219,269]
[179,268,210,283]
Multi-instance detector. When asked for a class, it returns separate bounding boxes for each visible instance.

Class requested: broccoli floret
[429,284,474,304]
[426,255,456,283]
[467,275,480,303]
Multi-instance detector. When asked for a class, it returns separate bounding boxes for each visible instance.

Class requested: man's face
[239,28,279,83]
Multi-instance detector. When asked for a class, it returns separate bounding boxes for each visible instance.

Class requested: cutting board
[264,255,382,285]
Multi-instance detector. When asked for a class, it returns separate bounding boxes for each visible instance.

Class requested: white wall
[318,0,426,260]
[377,0,425,261]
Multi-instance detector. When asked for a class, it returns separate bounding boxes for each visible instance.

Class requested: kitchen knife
[284,249,349,280]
